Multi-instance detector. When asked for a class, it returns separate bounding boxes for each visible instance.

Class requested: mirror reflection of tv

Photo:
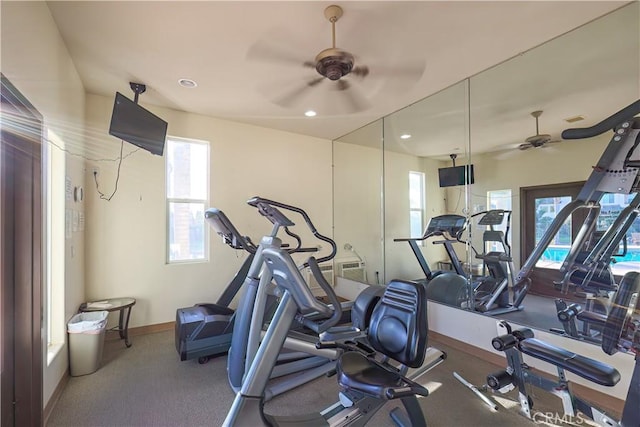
[108,92,168,156]
[438,165,475,187]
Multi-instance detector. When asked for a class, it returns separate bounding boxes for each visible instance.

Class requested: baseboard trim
[44,367,69,426]
[429,330,624,417]
[129,321,174,336]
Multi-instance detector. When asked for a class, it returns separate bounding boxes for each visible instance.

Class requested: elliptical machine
[223,197,386,401]
[223,220,446,426]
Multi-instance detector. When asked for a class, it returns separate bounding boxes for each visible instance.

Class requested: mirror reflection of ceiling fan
[248,4,425,113]
[518,110,562,150]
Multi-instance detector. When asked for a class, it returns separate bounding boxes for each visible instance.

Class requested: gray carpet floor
[47,329,602,427]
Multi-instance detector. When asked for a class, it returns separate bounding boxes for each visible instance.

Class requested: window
[45,129,65,363]
[409,171,425,239]
[596,192,640,276]
[166,137,209,263]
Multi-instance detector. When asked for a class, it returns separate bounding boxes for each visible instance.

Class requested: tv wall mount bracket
[129,82,146,103]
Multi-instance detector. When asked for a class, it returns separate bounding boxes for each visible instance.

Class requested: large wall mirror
[468,2,639,336]
[333,3,639,336]
[382,80,471,297]
[333,119,385,298]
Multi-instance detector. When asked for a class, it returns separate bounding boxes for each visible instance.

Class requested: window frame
[165,136,210,264]
[409,171,426,242]
[44,127,65,364]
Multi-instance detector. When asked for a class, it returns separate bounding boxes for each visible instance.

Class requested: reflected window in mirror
[597,193,640,277]
[409,171,426,243]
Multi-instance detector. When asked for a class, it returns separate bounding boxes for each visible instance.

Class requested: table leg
[119,307,133,347]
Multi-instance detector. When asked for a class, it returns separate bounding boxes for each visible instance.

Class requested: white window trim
[165,136,210,264]
[45,128,66,365]
[409,171,426,242]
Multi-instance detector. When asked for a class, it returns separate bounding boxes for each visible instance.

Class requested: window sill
[47,342,64,366]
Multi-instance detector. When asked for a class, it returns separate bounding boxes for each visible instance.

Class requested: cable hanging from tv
[95,82,168,201]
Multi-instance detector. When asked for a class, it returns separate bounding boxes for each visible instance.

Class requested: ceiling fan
[248,4,424,113]
[302,5,370,88]
[518,110,561,150]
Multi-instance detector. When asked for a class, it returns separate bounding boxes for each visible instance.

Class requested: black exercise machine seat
[518,338,621,387]
[337,280,429,400]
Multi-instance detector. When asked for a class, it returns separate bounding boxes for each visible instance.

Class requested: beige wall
[2,0,87,408]
[333,141,384,285]
[84,93,333,328]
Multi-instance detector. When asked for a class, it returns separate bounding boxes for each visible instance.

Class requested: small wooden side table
[79,297,136,347]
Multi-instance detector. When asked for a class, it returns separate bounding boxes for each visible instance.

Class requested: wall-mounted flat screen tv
[438,165,475,187]
[109,92,168,156]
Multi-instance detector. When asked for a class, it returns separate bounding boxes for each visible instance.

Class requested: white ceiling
[46,1,630,149]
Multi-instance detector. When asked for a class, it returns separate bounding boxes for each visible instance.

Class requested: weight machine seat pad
[336,351,403,400]
[367,280,428,368]
[194,303,234,316]
[576,310,607,327]
[519,338,621,387]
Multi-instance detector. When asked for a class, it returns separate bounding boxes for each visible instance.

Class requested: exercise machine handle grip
[562,99,640,140]
[248,196,337,264]
[385,385,429,399]
[303,257,343,334]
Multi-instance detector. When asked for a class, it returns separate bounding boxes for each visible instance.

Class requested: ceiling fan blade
[338,80,371,113]
[308,76,325,87]
[351,65,369,78]
[518,143,533,151]
[366,60,425,80]
[246,39,309,67]
[336,79,350,91]
[273,78,324,108]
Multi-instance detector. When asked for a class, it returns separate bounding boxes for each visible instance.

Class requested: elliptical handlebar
[301,257,343,334]
[561,99,640,140]
[248,196,337,264]
[204,208,258,254]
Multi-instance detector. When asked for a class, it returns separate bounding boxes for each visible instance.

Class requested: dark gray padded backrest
[367,280,428,368]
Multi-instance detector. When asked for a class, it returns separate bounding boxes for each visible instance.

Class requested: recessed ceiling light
[400,134,412,140]
[305,110,317,117]
[178,78,197,88]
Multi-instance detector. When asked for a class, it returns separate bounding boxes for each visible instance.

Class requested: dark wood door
[520,182,587,299]
[1,75,43,427]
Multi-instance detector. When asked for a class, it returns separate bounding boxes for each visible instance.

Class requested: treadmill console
[425,215,466,237]
[478,210,506,226]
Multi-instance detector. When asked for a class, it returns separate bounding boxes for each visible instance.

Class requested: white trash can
[67,311,108,376]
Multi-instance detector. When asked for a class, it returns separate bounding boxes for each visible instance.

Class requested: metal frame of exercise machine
[223,197,385,401]
[513,99,640,314]
[174,209,257,363]
[488,270,640,426]
[223,244,446,427]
